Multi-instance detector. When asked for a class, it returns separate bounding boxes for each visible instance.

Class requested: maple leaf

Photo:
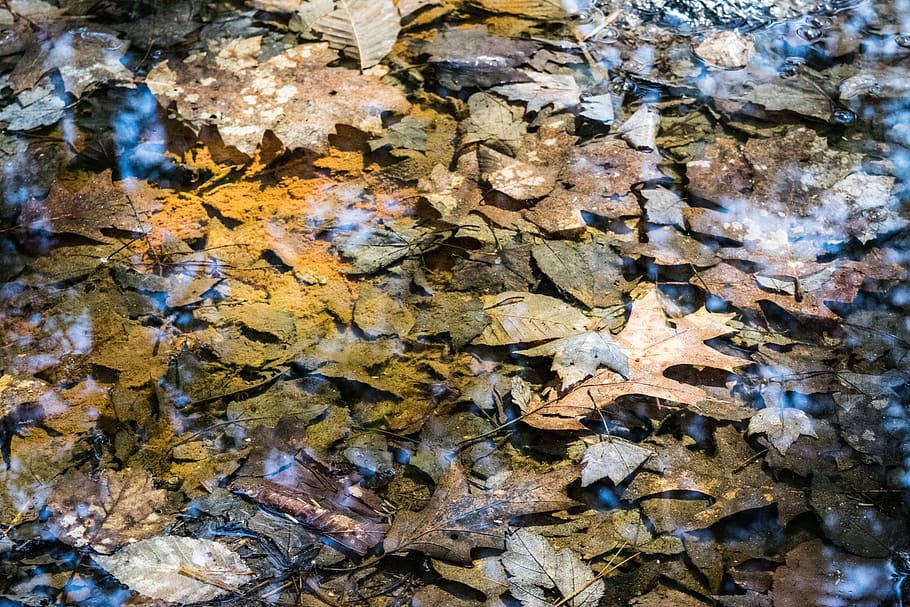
[383,462,580,563]
[529,288,752,428]
[146,40,409,156]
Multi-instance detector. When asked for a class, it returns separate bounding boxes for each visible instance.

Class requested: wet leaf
[642,187,688,226]
[491,71,580,114]
[10,25,132,97]
[503,528,604,607]
[0,83,66,130]
[538,288,752,427]
[93,536,254,602]
[617,105,660,150]
[772,540,892,607]
[624,426,807,533]
[747,407,817,456]
[47,468,171,554]
[476,292,590,346]
[580,438,653,486]
[531,238,630,309]
[146,40,409,156]
[384,462,580,563]
[311,0,400,69]
[477,145,557,200]
[518,331,628,388]
[579,93,614,123]
[694,31,753,70]
[472,0,567,19]
[460,92,528,155]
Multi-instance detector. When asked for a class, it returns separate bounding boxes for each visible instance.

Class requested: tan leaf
[476,292,590,346]
[312,0,401,69]
[531,287,751,427]
[472,0,567,19]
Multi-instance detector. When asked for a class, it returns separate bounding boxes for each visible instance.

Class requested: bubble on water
[832,108,856,124]
[797,25,824,41]
[595,26,620,42]
[896,34,910,48]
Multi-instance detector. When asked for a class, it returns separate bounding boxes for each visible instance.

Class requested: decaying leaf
[476,292,590,346]
[747,407,817,455]
[311,0,400,69]
[146,40,408,156]
[502,528,604,607]
[47,468,171,554]
[530,238,630,309]
[94,536,254,603]
[580,438,653,486]
[384,462,580,563]
[477,145,557,200]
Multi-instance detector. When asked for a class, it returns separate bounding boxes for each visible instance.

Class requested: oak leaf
[384,462,580,563]
[530,288,751,428]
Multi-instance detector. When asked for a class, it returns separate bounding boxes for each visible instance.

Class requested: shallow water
[0,0,909,605]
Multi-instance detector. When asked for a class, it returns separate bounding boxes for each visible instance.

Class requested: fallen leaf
[694,31,754,70]
[384,462,580,563]
[530,238,630,309]
[311,0,400,69]
[93,536,254,602]
[536,288,751,427]
[491,70,580,114]
[472,0,567,19]
[476,292,590,346]
[580,438,653,486]
[477,145,557,200]
[47,468,171,554]
[503,528,604,607]
[624,426,807,532]
[518,331,628,389]
[617,105,660,150]
[772,540,892,607]
[146,40,409,156]
[460,92,527,155]
[747,407,817,455]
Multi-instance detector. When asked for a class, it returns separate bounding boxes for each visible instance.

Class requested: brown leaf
[146,40,409,156]
[311,0,400,69]
[623,426,807,532]
[383,462,580,563]
[472,0,567,19]
[531,287,751,427]
[18,170,157,242]
[47,468,171,553]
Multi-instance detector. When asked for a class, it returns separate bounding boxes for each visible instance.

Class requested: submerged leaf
[476,292,590,346]
[503,528,604,607]
[581,438,653,486]
[312,0,401,69]
[94,537,254,603]
[519,331,628,388]
[747,407,817,455]
[473,0,567,19]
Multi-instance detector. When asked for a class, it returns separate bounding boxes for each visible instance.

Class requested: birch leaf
[312,0,401,69]
[747,407,817,455]
[476,292,590,346]
[94,536,254,603]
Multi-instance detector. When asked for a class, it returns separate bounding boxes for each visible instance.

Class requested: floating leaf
[502,528,604,607]
[476,292,590,346]
[94,536,254,603]
[747,407,817,455]
[312,0,401,69]
[581,438,653,486]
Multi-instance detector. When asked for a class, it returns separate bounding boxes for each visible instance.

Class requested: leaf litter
[0,0,909,606]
